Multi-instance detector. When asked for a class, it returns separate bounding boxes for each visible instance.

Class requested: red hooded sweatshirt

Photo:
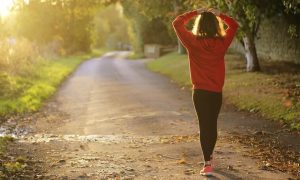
[172,10,239,92]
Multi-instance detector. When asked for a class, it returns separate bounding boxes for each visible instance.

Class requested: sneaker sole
[200,172,213,176]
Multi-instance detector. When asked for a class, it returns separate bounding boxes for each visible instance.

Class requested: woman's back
[172,10,239,92]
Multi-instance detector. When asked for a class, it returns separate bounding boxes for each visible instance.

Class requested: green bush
[0,48,107,116]
[0,73,11,98]
[0,38,41,77]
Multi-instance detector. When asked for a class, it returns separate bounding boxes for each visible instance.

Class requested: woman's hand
[196,7,221,16]
[196,8,208,14]
[207,8,221,16]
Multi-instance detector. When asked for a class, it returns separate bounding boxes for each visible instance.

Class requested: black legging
[192,89,222,161]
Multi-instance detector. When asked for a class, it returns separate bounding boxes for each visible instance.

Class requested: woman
[172,8,239,176]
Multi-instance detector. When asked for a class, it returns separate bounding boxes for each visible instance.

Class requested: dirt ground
[1,51,299,179]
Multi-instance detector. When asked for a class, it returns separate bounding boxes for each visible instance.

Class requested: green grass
[0,49,108,116]
[0,136,14,154]
[146,52,300,130]
[146,52,191,87]
[0,136,25,177]
[127,51,145,60]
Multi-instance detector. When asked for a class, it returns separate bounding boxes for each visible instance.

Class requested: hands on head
[197,8,221,16]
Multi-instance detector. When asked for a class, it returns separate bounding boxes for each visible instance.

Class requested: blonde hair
[192,13,226,38]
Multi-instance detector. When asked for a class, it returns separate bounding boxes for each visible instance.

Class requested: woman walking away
[172,8,239,176]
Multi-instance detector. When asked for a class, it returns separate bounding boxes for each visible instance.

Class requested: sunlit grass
[146,52,300,130]
[146,52,191,87]
[0,136,14,154]
[127,51,144,60]
[0,49,107,116]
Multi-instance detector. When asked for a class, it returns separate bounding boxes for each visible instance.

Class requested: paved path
[14,51,297,179]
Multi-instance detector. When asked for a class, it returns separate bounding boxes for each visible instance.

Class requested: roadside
[0,49,108,178]
[146,51,300,177]
[0,48,108,117]
[146,52,300,130]
[0,51,298,179]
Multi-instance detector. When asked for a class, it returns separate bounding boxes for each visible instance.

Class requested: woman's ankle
[204,161,211,166]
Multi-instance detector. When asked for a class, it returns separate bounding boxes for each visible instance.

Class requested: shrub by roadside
[146,52,300,130]
[0,44,107,116]
[127,51,145,60]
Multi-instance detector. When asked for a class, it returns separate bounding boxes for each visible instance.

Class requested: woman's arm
[219,13,239,49]
[208,8,239,48]
[172,10,199,49]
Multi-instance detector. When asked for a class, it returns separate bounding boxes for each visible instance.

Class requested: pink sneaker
[200,165,213,176]
[200,155,214,176]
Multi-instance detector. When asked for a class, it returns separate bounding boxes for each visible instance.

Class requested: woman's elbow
[172,19,179,27]
[172,16,183,27]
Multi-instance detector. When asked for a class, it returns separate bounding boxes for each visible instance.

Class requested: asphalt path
[16,51,297,179]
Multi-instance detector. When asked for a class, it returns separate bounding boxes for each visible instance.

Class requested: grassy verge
[0,49,108,116]
[0,136,28,177]
[146,52,300,130]
[127,51,145,60]
[0,136,14,154]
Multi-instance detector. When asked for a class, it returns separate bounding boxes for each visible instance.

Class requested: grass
[147,52,191,87]
[146,52,300,130]
[127,51,145,60]
[0,136,26,177]
[0,49,108,116]
[0,136,14,153]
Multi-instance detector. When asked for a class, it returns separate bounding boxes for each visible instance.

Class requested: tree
[12,0,109,54]
[208,0,299,72]
[281,0,300,39]
[123,0,194,54]
[120,0,212,54]
[91,3,130,49]
[120,0,175,55]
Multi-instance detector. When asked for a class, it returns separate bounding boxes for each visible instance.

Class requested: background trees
[91,3,130,50]
[0,0,298,71]
[123,0,299,72]
[12,0,102,54]
[119,0,207,54]
[196,0,299,71]
[120,0,176,55]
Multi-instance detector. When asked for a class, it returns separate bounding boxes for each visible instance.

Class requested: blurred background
[0,1,299,178]
[0,0,299,129]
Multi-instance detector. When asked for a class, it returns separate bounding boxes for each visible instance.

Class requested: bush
[0,38,42,77]
[0,73,11,98]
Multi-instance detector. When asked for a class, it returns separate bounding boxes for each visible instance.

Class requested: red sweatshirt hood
[198,38,225,58]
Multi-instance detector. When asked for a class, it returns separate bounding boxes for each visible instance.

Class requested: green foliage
[91,4,130,50]
[287,23,298,38]
[0,49,107,116]
[121,0,176,54]
[11,0,105,54]
[0,38,41,76]
[127,52,144,60]
[146,52,300,130]
[0,57,82,115]
[207,0,299,38]
[0,73,11,97]
[0,39,42,99]
[282,0,300,14]
[146,52,190,87]
[0,136,14,153]
[3,162,24,173]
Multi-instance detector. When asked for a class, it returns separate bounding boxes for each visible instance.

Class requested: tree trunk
[178,39,186,54]
[173,1,186,54]
[243,33,260,72]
